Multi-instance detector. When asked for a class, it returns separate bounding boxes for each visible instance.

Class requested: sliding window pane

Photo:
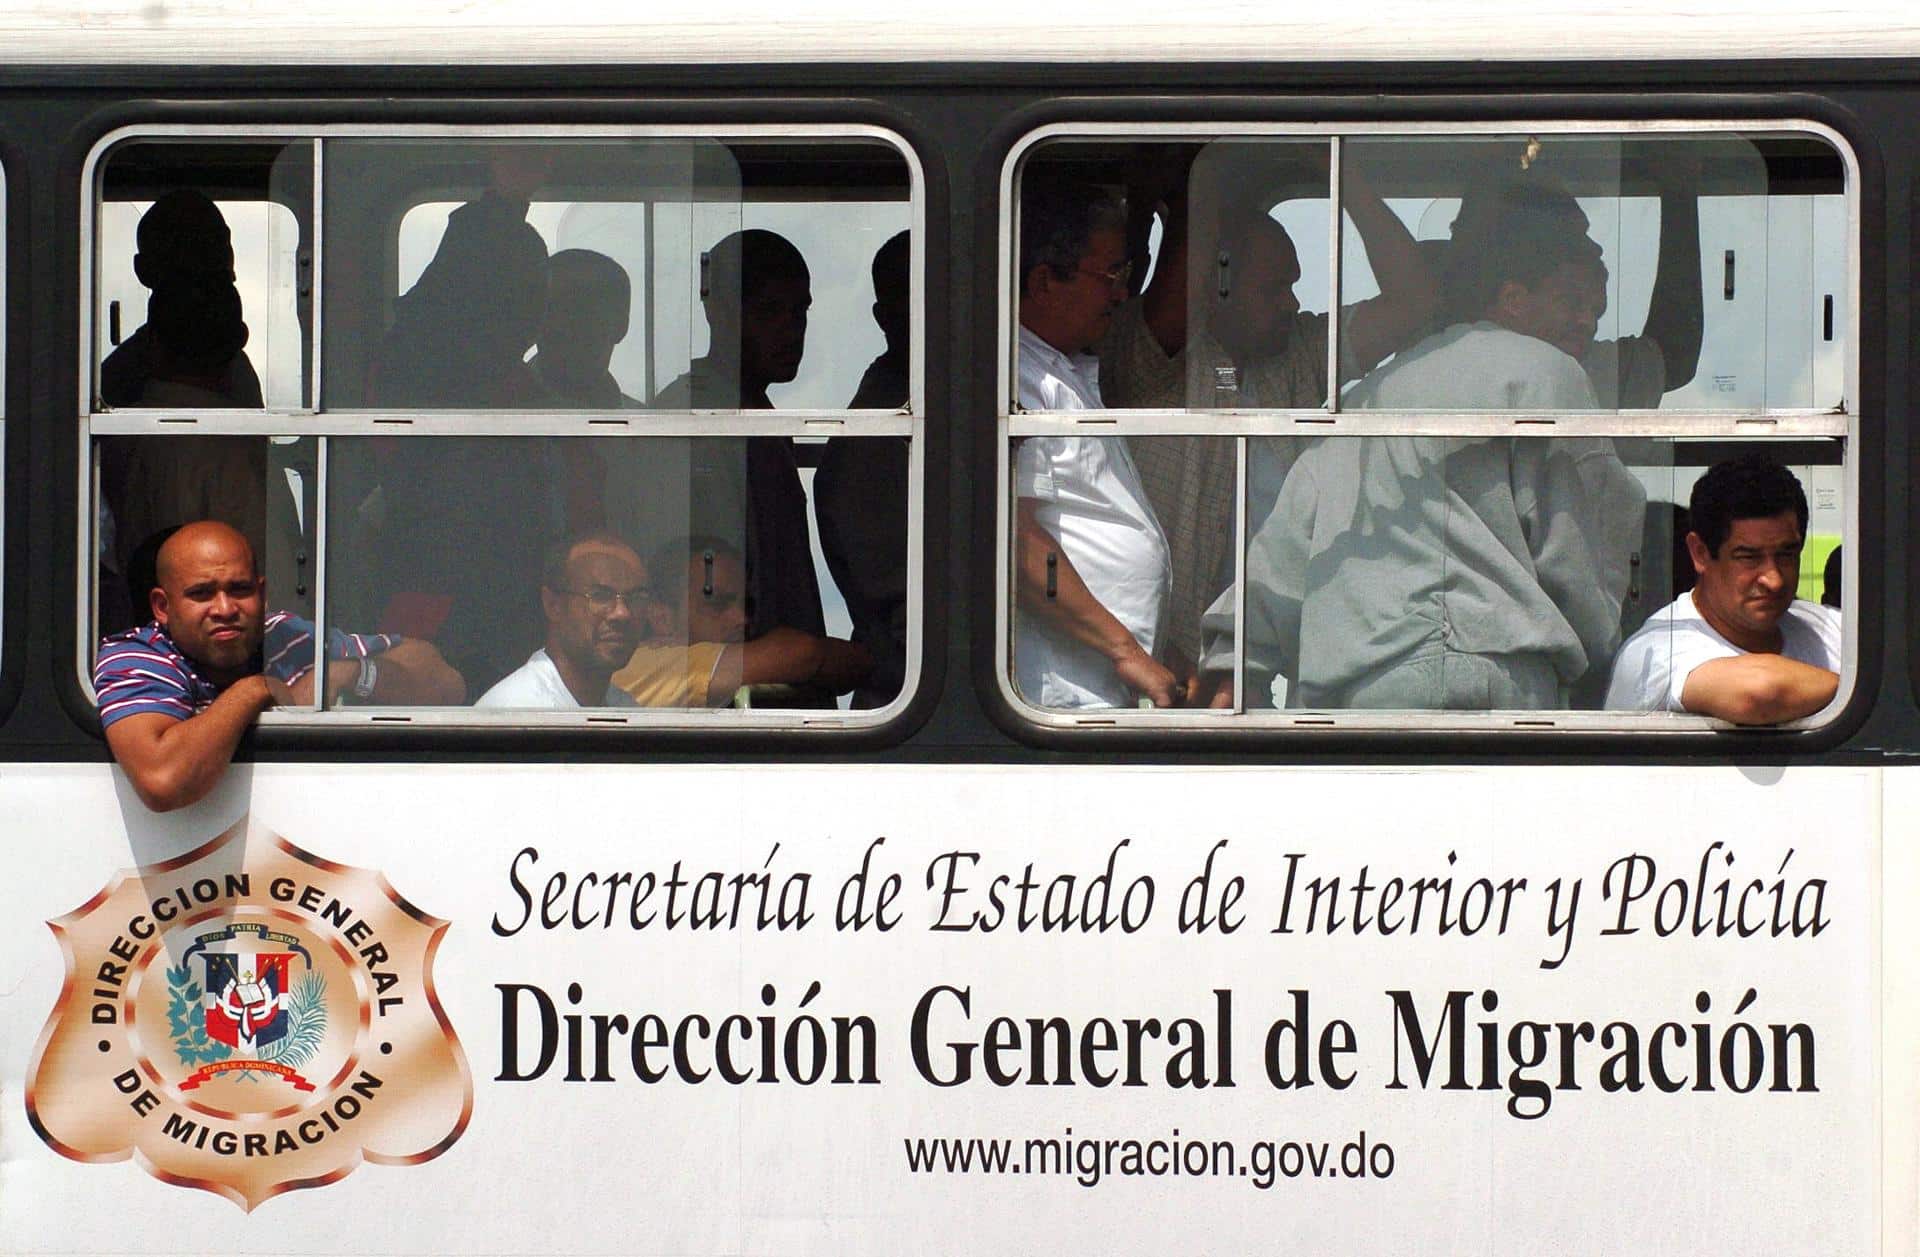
[94,140,314,410]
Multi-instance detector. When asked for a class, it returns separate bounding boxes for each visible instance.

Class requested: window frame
[995,117,1861,735]
[76,121,927,732]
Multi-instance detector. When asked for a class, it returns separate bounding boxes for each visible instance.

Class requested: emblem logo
[26,817,471,1209]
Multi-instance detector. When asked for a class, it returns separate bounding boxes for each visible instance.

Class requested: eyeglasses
[553,585,653,614]
[1076,260,1134,288]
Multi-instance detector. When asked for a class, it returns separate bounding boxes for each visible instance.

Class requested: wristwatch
[348,657,379,705]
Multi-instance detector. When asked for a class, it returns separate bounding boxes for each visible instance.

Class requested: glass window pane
[94,140,313,410]
[1011,139,1335,414]
[1364,132,1840,414]
[323,138,911,412]
[323,435,885,711]
[812,433,910,709]
[1602,438,1844,717]
[1181,141,1336,411]
[1237,434,1648,711]
[1344,135,1630,412]
[93,434,317,667]
[323,139,736,410]
[1009,434,1237,712]
[1231,434,1842,715]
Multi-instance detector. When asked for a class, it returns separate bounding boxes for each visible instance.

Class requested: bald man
[93,521,462,811]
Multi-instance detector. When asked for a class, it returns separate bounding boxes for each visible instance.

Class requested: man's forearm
[1014,501,1178,707]
[306,639,465,707]
[730,628,873,698]
[1015,504,1147,662]
[1644,187,1705,391]
[1338,166,1438,371]
[104,677,280,812]
[362,639,465,704]
[1680,654,1838,725]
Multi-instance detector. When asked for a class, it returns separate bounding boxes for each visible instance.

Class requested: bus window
[1003,126,1851,728]
[84,127,921,728]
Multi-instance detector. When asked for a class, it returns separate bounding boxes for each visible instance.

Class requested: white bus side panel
[0,763,1885,1254]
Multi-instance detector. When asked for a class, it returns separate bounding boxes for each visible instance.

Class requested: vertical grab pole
[311,436,329,709]
[309,139,329,704]
[643,197,656,402]
[1233,436,1248,714]
[311,139,325,413]
[1325,135,1344,413]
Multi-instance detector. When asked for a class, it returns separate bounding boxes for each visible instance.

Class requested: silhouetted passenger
[815,230,910,707]
[357,190,556,696]
[531,248,643,532]
[100,190,263,409]
[372,191,550,408]
[532,249,638,408]
[653,229,831,706]
[98,191,270,636]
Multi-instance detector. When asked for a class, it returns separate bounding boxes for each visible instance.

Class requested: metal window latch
[1217,250,1232,299]
[702,549,715,596]
[699,250,711,299]
[1723,249,1736,300]
[1045,552,1058,599]
[1628,551,1642,603]
[108,300,121,346]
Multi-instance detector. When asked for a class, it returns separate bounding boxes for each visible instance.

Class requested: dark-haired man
[657,228,832,706]
[815,230,912,708]
[1606,457,1840,723]
[1013,179,1176,710]
[95,521,462,811]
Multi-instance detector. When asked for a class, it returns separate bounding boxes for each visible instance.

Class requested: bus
[2,4,1916,1252]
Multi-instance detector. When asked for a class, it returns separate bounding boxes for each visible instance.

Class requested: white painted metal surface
[0,1,1915,66]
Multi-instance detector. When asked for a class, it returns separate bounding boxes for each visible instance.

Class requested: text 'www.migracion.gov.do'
[902,1128,1395,1189]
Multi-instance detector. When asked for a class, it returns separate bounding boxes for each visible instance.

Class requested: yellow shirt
[611,641,727,707]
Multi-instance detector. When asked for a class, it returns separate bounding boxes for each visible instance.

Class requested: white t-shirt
[1604,592,1842,712]
[476,649,639,709]
[1013,326,1170,709]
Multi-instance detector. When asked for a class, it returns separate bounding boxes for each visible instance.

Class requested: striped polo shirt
[94,613,400,729]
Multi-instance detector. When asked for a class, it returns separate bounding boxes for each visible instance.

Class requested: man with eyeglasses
[1013,178,1177,710]
[476,533,657,709]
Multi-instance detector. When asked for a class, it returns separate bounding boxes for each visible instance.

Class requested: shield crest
[201,951,297,1051]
